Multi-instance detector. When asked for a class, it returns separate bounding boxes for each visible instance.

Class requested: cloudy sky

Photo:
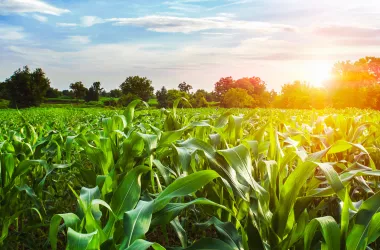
[0,0,379,91]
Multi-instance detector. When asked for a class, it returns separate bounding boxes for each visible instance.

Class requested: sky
[0,0,379,92]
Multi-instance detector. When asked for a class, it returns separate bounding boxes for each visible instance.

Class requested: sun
[308,61,332,87]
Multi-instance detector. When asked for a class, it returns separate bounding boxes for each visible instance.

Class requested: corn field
[2,100,380,249]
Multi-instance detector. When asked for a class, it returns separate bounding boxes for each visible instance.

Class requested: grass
[1,104,380,249]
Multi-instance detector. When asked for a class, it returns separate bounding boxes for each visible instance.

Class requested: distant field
[1,106,380,249]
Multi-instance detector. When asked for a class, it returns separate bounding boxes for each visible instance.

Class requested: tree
[235,78,255,95]
[214,76,234,101]
[178,82,193,93]
[156,86,168,108]
[62,89,74,98]
[109,89,122,98]
[70,81,87,101]
[118,93,139,106]
[326,57,380,108]
[120,76,154,101]
[167,89,190,108]
[248,76,267,95]
[273,81,327,109]
[190,89,208,108]
[5,66,51,108]
[85,82,103,102]
[0,81,9,99]
[46,87,61,98]
[221,88,255,108]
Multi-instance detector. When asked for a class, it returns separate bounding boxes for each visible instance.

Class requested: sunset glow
[1,1,380,91]
[308,62,332,87]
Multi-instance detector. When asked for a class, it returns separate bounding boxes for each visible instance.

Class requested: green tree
[156,86,168,108]
[274,81,327,109]
[62,89,74,98]
[167,89,190,108]
[118,93,139,106]
[190,89,208,108]
[120,76,154,101]
[221,88,255,108]
[178,82,193,93]
[109,89,122,98]
[85,82,103,102]
[327,57,380,108]
[45,87,61,98]
[70,81,87,101]
[5,66,51,108]
[0,81,9,99]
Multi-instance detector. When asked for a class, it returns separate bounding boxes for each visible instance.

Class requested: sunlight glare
[308,62,332,87]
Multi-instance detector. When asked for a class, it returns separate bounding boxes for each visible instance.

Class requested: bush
[0,99,9,109]
[103,99,118,107]
[221,88,256,108]
[118,93,140,106]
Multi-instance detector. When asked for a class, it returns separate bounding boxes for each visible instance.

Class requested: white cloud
[66,36,91,44]
[56,23,78,27]
[0,0,70,16]
[81,16,105,27]
[0,25,26,40]
[315,25,380,37]
[217,12,236,18]
[5,33,380,92]
[163,1,204,12]
[85,15,297,34]
[32,14,47,22]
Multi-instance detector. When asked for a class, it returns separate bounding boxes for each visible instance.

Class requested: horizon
[1,0,379,91]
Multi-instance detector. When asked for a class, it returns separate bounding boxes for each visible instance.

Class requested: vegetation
[1,57,379,109]
[2,103,380,249]
[120,76,154,102]
[3,66,50,108]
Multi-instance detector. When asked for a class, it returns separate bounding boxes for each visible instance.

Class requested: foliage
[178,82,193,93]
[221,88,255,108]
[118,93,140,106]
[190,90,208,108]
[4,66,51,108]
[273,57,380,110]
[167,89,190,108]
[156,86,168,108]
[120,76,154,101]
[85,82,103,102]
[214,76,271,108]
[109,89,122,98]
[273,80,327,109]
[70,81,88,101]
[2,106,380,249]
[0,81,9,99]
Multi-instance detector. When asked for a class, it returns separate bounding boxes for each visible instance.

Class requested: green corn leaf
[49,213,81,250]
[183,238,234,250]
[272,161,317,238]
[154,170,220,212]
[151,198,230,226]
[304,216,340,250]
[111,166,151,220]
[195,217,243,250]
[367,212,380,244]
[124,99,148,126]
[346,190,380,250]
[176,138,249,200]
[123,239,165,250]
[120,200,154,248]
[67,228,98,250]
[170,217,188,248]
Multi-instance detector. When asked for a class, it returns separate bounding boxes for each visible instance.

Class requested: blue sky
[1,0,379,92]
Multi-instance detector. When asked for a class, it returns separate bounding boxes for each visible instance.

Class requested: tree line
[0,56,379,109]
